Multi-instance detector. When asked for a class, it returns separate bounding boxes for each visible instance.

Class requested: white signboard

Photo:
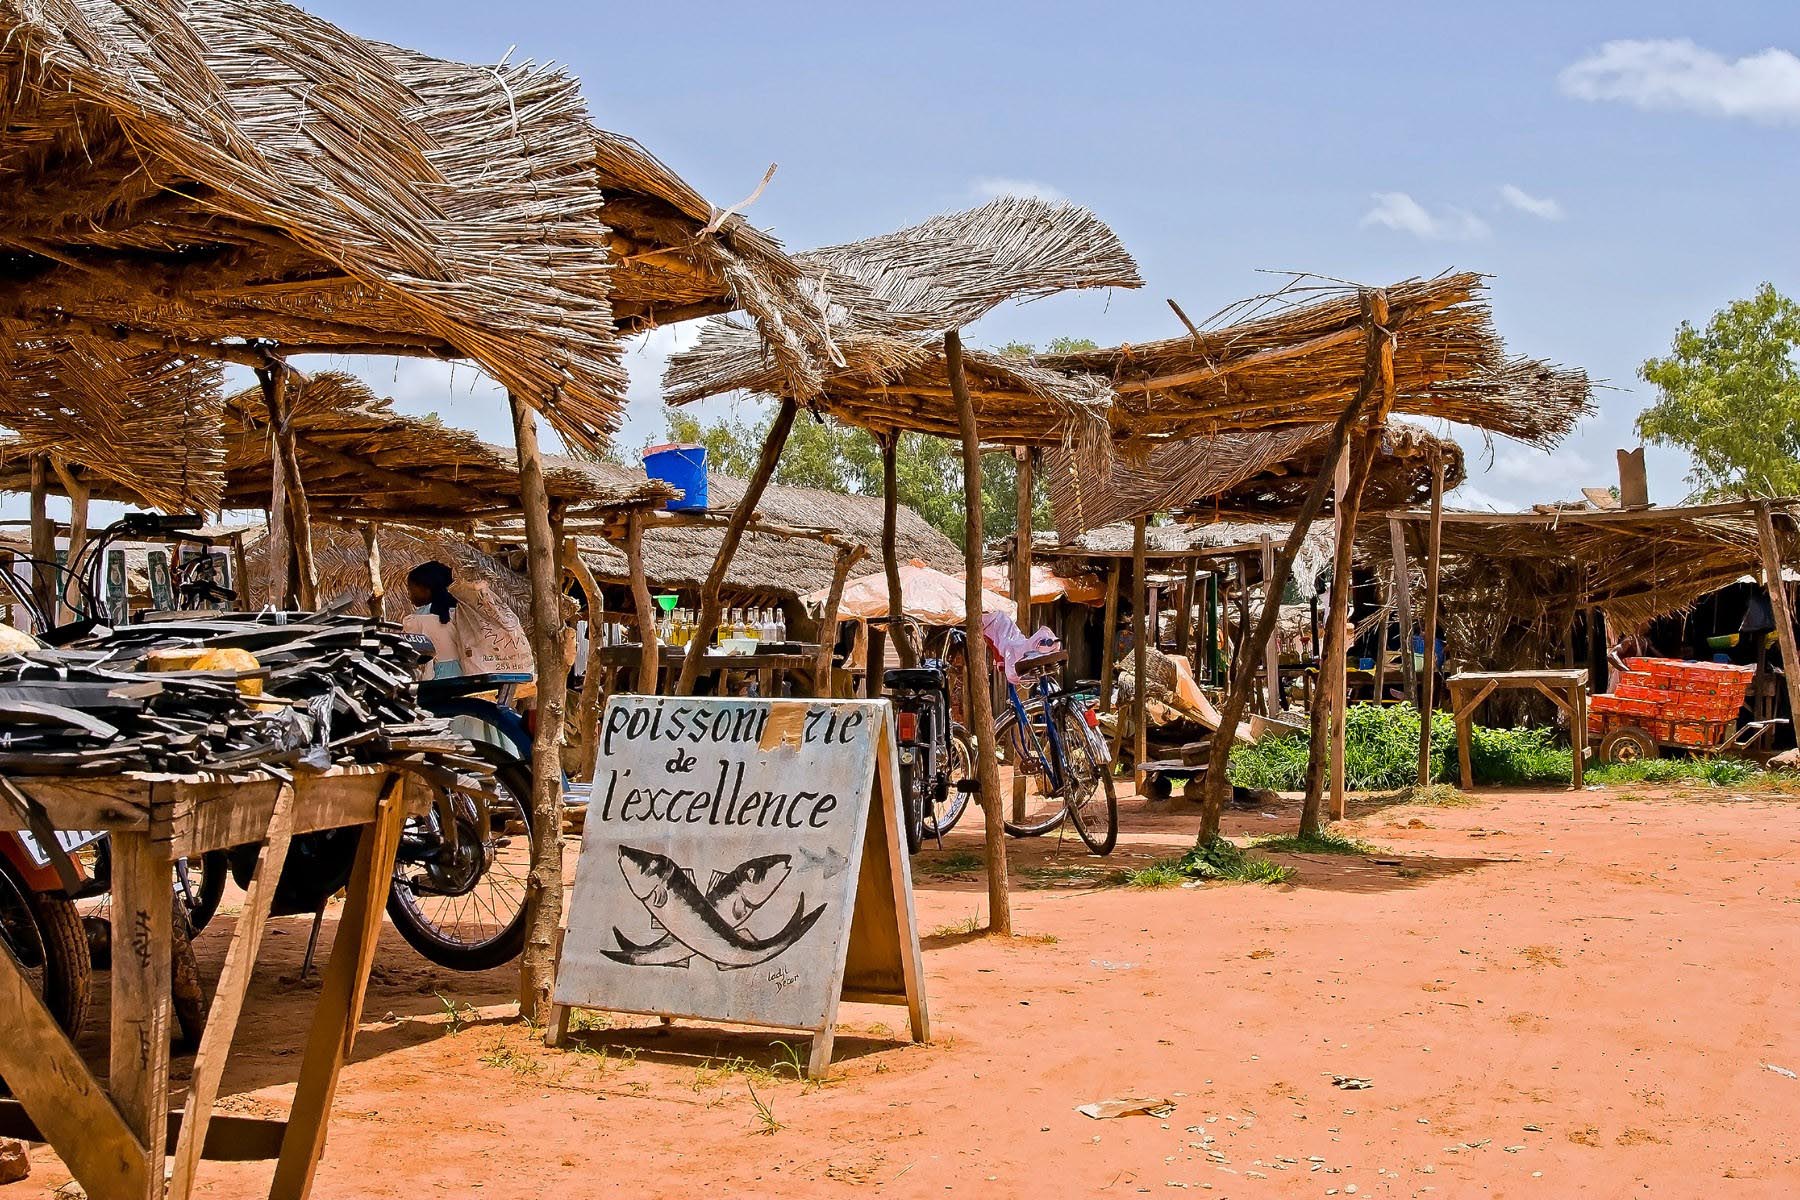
[552,696,926,1074]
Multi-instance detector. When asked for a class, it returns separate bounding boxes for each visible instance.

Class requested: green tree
[1636,283,1800,498]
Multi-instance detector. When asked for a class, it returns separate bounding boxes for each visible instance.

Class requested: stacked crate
[1587,658,1756,748]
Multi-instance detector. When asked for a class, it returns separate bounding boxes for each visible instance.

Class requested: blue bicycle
[990,647,1118,855]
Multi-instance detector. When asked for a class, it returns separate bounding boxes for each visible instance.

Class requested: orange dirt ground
[7,781,1800,1198]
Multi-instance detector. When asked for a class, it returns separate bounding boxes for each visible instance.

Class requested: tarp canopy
[981,562,1105,605]
[809,560,1010,626]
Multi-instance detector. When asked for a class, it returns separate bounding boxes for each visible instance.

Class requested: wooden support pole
[1098,560,1123,710]
[51,461,89,621]
[677,398,798,695]
[946,330,1010,936]
[565,536,608,778]
[258,361,317,609]
[360,521,386,620]
[110,830,173,1200]
[1131,516,1149,785]
[1303,436,1367,835]
[1261,535,1281,714]
[1388,518,1417,703]
[1372,567,1390,701]
[1564,566,1581,671]
[1013,447,1035,629]
[623,511,659,694]
[229,534,250,614]
[1175,555,1197,656]
[28,455,54,625]
[1417,452,1447,786]
[880,430,917,670]
[1755,502,1800,731]
[508,392,568,1023]
[815,544,864,697]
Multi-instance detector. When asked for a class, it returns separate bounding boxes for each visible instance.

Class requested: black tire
[0,861,91,1037]
[386,748,533,972]
[923,726,974,839]
[899,758,926,855]
[997,705,1067,837]
[175,852,229,933]
[1056,705,1118,856]
[1598,725,1659,765]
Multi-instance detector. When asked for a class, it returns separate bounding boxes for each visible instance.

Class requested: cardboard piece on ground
[551,697,927,1075]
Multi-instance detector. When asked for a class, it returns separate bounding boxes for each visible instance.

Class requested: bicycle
[991,646,1118,855]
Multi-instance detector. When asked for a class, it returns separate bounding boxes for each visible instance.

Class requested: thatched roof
[1042,519,1337,594]
[1046,419,1465,537]
[664,196,1143,452]
[0,0,629,445]
[1378,500,1800,632]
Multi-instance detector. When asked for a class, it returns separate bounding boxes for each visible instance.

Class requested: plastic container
[642,443,708,511]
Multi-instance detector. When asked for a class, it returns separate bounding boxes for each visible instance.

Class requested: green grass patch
[1173,838,1293,885]
[913,850,985,876]
[1227,704,1575,791]
[1251,829,1375,856]
[1586,756,1762,787]
[1017,863,1123,889]
[1117,858,1188,889]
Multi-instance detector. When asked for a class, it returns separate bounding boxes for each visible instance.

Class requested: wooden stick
[109,830,173,1200]
[1131,516,1149,785]
[1755,502,1800,737]
[623,511,659,694]
[1417,451,1446,786]
[269,781,405,1200]
[1175,554,1196,656]
[360,521,385,620]
[947,330,1010,937]
[880,430,917,669]
[565,536,608,778]
[508,393,568,1023]
[1260,536,1281,714]
[677,399,798,695]
[1014,448,1035,629]
[1388,518,1417,703]
[258,362,318,609]
[814,544,865,696]
[50,460,89,622]
[1302,440,1356,835]
[229,534,250,614]
[28,455,53,624]
[1098,560,1122,712]
[168,788,296,1199]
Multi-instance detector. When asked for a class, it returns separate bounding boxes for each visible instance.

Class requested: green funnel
[654,593,679,613]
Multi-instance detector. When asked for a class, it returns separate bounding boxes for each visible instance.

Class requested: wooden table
[1446,669,1590,789]
[0,765,419,1199]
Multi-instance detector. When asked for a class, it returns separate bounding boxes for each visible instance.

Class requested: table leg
[1571,685,1585,790]
[268,780,405,1200]
[111,830,174,1200]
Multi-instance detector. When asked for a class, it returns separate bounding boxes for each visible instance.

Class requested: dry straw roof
[1379,500,1800,632]
[1045,420,1466,538]
[1,0,626,446]
[1042,519,1337,594]
[664,196,1144,450]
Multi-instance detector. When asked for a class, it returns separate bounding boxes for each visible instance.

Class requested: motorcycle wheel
[923,725,975,839]
[900,759,926,855]
[0,860,91,1037]
[175,851,229,933]
[386,747,533,972]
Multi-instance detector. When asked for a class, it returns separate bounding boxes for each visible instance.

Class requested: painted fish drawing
[605,853,793,967]
[605,846,826,970]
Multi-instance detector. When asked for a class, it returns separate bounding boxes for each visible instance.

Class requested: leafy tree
[1636,283,1800,498]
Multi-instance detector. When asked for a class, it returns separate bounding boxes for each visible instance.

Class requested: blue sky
[18,2,1800,521]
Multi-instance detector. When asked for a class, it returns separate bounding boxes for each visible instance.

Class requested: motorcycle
[0,827,97,1036]
[883,629,978,854]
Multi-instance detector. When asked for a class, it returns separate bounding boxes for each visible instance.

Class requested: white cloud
[1488,446,1596,487]
[1360,192,1490,241]
[1559,38,1800,123]
[1445,482,1518,513]
[1499,183,1564,221]
[971,177,1067,203]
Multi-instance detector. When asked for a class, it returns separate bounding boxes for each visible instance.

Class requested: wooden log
[1261,536,1281,714]
[947,330,1010,937]
[565,536,608,778]
[880,431,917,669]
[110,830,173,1200]
[50,460,90,622]
[1175,555,1197,656]
[1417,452,1447,786]
[360,522,385,620]
[229,534,250,615]
[258,362,318,609]
[1388,518,1417,702]
[623,511,659,694]
[508,392,568,1023]
[1013,448,1035,629]
[1131,516,1149,784]
[1755,502,1800,736]
[1098,560,1122,711]
[1302,438,1360,836]
[28,455,54,624]
[676,398,798,695]
[814,544,865,697]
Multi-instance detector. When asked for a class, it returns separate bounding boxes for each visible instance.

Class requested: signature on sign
[767,966,798,993]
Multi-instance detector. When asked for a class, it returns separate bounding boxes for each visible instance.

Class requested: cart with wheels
[1587,658,1760,764]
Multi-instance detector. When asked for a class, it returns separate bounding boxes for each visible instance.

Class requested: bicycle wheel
[1055,705,1118,855]
[924,725,974,838]
[386,747,532,971]
[996,705,1067,837]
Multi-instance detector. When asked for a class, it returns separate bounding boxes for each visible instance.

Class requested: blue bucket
[642,443,708,511]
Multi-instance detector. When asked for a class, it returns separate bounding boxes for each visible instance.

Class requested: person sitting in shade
[403,560,472,680]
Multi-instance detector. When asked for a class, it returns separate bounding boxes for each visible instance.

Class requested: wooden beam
[28,456,54,625]
[1417,452,1447,786]
[880,430,917,669]
[1174,554,1196,656]
[1755,502,1800,738]
[1388,518,1417,703]
[109,830,173,1200]
[623,512,659,695]
[1131,516,1149,786]
[564,537,608,780]
[258,361,317,609]
[50,460,90,622]
[675,398,799,695]
[1014,448,1035,629]
[508,393,568,1023]
[1261,536,1281,714]
[947,330,1010,937]
[1098,561,1122,712]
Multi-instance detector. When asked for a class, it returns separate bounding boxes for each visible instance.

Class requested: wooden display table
[0,764,418,1199]
[1446,669,1590,789]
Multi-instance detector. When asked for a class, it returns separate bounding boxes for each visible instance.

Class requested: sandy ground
[8,779,1800,1198]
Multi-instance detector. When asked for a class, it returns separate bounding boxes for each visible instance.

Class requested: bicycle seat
[884,665,946,690]
[1016,648,1067,674]
[417,671,531,701]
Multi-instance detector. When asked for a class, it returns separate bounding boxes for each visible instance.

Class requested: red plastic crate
[1591,694,1662,718]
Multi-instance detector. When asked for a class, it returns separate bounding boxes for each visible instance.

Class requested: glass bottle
[746,606,762,643]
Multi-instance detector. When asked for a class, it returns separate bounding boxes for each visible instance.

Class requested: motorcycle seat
[417,671,532,702]
[883,665,946,690]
